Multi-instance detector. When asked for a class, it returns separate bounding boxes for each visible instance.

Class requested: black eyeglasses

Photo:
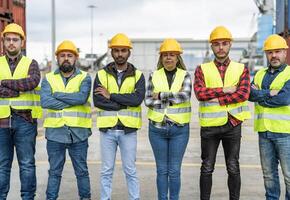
[4,37,21,43]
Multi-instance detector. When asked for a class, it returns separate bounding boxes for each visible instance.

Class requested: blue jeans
[46,139,91,200]
[100,130,140,200]
[0,114,37,200]
[149,122,189,200]
[259,132,290,200]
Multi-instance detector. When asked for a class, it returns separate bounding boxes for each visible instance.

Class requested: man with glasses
[0,23,41,199]
[194,26,251,200]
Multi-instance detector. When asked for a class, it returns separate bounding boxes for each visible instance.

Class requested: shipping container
[0,0,25,55]
[286,36,290,65]
[276,0,290,35]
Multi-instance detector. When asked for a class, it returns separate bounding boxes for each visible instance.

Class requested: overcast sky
[26,0,259,62]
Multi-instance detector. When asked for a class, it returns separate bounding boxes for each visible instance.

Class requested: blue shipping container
[257,14,274,53]
[276,0,290,34]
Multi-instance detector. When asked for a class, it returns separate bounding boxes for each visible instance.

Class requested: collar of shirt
[5,54,22,65]
[111,63,128,73]
[214,57,231,67]
[54,67,81,85]
[267,63,287,73]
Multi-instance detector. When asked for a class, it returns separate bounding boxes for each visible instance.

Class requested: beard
[213,51,229,60]
[6,48,21,57]
[114,56,128,65]
[59,61,75,73]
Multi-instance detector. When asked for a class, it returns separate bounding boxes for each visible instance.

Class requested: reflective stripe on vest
[0,56,42,119]
[147,68,191,124]
[96,69,142,129]
[255,113,290,121]
[97,110,141,118]
[150,107,191,114]
[47,111,92,119]
[254,66,290,133]
[43,70,92,128]
[199,111,227,118]
[198,61,251,127]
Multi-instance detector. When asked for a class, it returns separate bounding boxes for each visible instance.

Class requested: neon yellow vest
[43,70,92,128]
[147,68,191,124]
[199,61,251,127]
[254,66,290,133]
[0,56,42,119]
[96,69,142,129]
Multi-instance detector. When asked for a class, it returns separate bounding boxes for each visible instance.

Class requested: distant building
[107,38,251,76]
[0,0,26,55]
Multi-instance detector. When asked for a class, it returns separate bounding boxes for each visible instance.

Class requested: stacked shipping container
[0,0,25,55]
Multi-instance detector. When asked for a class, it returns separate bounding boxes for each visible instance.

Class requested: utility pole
[51,0,56,71]
[284,0,289,37]
[88,5,96,69]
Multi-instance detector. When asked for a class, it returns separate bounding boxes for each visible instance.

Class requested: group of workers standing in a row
[0,22,289,200]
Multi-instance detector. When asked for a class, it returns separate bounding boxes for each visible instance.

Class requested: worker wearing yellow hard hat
[249,34,290,199]
[41,40,92,199]
[145,38,191,200]
[93,33,145,200]
[0,23,41,199]
[194,26,251,200]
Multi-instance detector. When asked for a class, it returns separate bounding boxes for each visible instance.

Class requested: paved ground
[7,98,287,200]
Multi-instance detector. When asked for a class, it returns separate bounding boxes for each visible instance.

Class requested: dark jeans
[46,139,91,200]
[149,122,189,200]
[0,114,37,200]
[200,122,241,200]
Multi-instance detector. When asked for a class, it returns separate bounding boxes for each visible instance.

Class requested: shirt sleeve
[193,65,224,101]
[40,78,71,110]
[218,66,251,106]
[92,72,125,111]
[144,72,164,108]
[1,59,41,92]
[249,79,270,102]
[258,79,290,107]
[0,85,19,98]
[110,74,145,107]
[53,74,92,106]
[162,72,192,104]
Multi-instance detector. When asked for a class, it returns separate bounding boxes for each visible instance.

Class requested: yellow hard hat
[159,38,183,54]
[209,26,232,42]
[109,33,132,49]
[2,23,25,40]
[55,40,79,56]
[263,34,288,51]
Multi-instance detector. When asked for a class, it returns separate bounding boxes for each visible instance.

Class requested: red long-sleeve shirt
[194,58,250,126]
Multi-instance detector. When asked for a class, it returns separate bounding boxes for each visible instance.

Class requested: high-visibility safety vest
[43,70,92,128]
[199,61,251,127]
[96,69,142,129]
[147,68,191,124]
[0,56,42,119]
[254,65,290,133]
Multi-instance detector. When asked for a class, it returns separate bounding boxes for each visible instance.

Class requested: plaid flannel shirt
[0,55,40,128]
[194,58,250,126]
[144,69,192,128]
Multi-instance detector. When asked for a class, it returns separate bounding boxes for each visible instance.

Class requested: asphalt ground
[7,99,286,200]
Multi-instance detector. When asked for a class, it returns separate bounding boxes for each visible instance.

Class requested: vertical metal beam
[51,0,56,71]
[284,0,289,37]
[88,5,96,69]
